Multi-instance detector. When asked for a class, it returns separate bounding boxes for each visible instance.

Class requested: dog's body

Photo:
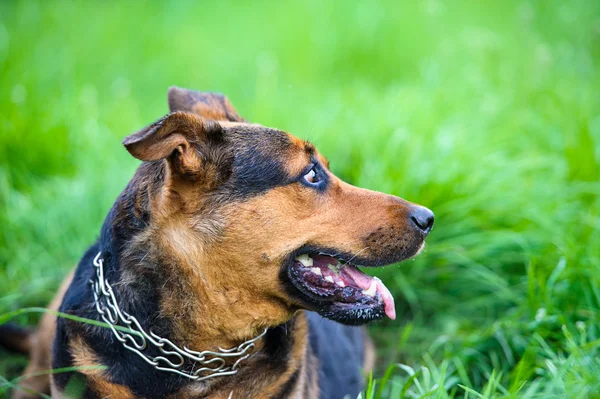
[3,88,433,398]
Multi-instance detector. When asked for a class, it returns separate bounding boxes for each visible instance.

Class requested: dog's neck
[83,242,309,397]
[97,163,293,352]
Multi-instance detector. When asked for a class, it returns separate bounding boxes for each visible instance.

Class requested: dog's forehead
[224,122,312,170]
[221,122,317,198]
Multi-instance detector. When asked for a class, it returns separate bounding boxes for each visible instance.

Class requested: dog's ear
[168,86,245,122]
[123,112,230,180]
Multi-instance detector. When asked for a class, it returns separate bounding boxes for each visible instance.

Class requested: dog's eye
[303,167,319,185]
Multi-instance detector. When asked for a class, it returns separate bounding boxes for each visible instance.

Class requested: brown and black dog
[0,87,434,399]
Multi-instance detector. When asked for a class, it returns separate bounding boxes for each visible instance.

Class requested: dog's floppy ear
[168,86,245,122]
[123,112,230,180]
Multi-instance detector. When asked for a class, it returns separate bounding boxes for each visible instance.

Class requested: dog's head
[122,87,433,329]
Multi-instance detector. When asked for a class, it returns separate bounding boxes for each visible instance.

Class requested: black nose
[410,206,434,234]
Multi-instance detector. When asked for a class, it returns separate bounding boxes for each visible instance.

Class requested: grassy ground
[1,0,599,397]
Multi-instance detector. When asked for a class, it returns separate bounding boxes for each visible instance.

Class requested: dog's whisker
[346,247,369,264]
[18,86,434,398]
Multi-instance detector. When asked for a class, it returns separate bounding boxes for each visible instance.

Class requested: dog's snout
[409,206,434,234]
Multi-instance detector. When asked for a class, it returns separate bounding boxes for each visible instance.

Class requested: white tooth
[324,276,334,283]
[336,280,346,287]
[362,280,377,297]
[295,254,313,267]
[310,267,322,276]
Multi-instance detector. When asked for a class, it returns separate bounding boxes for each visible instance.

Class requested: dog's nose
[410,206,434,234]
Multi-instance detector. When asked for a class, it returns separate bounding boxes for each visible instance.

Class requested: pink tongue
[341,266,396,320]
[375,279,396,320]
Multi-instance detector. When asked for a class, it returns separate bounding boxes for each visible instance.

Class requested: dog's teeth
[336,280,345,287]
[310,267,322,276]
[324,276,334,283]
[295,254,313,267]
[362,280,377,297]
[327,264,340,274]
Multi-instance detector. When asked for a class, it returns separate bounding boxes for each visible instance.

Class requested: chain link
[89,252,267,381]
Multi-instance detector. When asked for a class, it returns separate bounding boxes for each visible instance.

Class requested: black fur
[0,323,31,354]
[273,369,300,399]
[306,312,366,399]
[49,117,370,398]
[224,126,296,199]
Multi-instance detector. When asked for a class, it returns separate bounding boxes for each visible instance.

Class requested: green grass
[1,0,599,397]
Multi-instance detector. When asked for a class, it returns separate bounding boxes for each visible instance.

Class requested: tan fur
[302,346,320,397]
[67,336,136,399]
[137,137,416,352]
[174,313,315,399]
[248,313,309,398]
[13,271,73,399]
[11,88,431,398]
[168,87,245,123]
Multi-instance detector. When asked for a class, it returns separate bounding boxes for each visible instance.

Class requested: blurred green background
[1,0,599,398]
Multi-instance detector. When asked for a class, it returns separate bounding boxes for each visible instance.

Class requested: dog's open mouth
[288,252,396,321]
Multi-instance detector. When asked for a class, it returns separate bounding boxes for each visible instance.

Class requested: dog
[0,87,434,399]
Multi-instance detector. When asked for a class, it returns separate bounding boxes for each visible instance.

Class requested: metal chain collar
[89,252,267,381]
